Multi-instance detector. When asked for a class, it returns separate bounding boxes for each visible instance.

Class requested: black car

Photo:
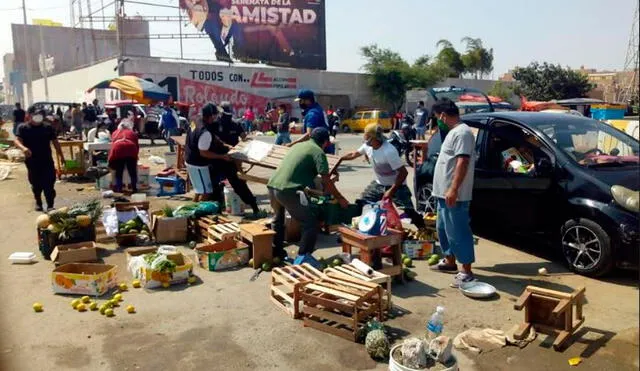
[417,112,639,277]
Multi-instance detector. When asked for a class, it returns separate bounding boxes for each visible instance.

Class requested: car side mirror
[537,157,553,176]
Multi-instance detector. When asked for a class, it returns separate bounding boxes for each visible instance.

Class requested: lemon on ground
[162,282,170,288]
[126,305,135,313]
[71,299,81,309]
[132,279,141,288]
[99,305,108,315]
[76,303,87,312]
[105,308,114,317]
[113,293,123,302]
[187,276,197,284]
[81,296,91,303]
[33,303,44,312]
[119,283,128,291]
[109,299,119,307]
[89,302,98,311]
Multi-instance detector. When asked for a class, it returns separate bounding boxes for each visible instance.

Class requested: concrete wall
[24,58,118,104]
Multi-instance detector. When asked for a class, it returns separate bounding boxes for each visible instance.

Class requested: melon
[75,215,92,227]
[36,214,51,229]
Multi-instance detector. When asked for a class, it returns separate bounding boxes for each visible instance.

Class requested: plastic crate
[309,196,361,226]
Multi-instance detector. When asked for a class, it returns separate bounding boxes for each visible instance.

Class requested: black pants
[26,160,56,208]
[213,160,257,209]
[110,157,138,193]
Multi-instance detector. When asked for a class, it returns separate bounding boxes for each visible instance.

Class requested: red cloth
[243,109,255,121]
[108,128,139,162]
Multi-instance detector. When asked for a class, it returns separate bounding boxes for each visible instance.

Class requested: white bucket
[224,186,243,216]
[164,152,177,169]
[388,344,458,371]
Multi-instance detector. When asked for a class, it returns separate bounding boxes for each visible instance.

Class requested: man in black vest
[184,103,232,202]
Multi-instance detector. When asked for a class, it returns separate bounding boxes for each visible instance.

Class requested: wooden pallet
[270,264,326,319]
[300,275,383,342]
[324,264,392,312]
[194,215,233,242]
[207,223,240,242]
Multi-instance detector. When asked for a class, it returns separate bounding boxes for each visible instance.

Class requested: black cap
[220,101,233,116]
[310,127,330,145]
[202,103,220,118]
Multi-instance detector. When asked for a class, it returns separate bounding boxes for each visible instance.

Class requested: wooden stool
[240,223,276,268]
[513,286,586,350]
[324,264,393,312]
[338,226,404,282]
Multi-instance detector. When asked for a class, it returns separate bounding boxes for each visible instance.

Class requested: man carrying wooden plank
[267,127,349,261]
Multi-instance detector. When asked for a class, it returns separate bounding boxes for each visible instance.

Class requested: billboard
[180,0,326,70]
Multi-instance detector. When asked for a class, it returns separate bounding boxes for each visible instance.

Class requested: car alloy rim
[562,225,602,270]
[418,185,438,214]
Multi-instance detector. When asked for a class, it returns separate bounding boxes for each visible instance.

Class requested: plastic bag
[380,198,402,230]
[102,208,119,237]
[194,201,220,217]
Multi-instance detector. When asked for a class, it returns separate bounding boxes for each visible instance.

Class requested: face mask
[365,138,374,146]
[32,115,44,124]
[437,118,448,132]
[299,102,308,110]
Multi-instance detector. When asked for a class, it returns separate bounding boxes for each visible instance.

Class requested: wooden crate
[194,215,233,242]
[239,223,275,268]
[270,264,325,319]
[324,264,392,312]
[207,223,240,242]
[300,275,383,342]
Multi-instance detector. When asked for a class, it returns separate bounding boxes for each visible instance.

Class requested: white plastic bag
[102,207,119,237]
[127,255,147,280]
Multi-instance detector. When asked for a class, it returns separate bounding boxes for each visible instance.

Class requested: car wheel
[341,125,351,133]
[417,183,438,214]
[561,218,613,277]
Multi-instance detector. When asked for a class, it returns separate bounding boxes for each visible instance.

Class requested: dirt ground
[0,139,638,371]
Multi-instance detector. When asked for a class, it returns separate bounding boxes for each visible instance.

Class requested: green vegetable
[161,205,174,218]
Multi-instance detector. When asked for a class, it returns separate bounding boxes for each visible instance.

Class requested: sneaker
[450,272,476,288]
[430,259,458,273]
[34,205,44,212]
[46,207,56,213]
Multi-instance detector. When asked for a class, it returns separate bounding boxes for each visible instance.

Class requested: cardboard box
[152,212,188,243]
[51,241,98,265]
[126,247,193,289]
[52,263,117,296]
[402,240,435,259]
[195,239,250,271]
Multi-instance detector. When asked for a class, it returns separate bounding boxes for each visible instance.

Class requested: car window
[352,112,363,120]
[486,121,552,176]
[379,111,390,119]
[362,112,373,119]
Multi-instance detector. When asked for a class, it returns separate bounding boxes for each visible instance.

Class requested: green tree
[488,81,517,101]
[360,46,444,112]
[434,40,465,78]
[461,37,494,79]
[512,62,594,101]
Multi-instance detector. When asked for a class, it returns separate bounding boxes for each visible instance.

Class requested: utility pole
[70,0,75,28]
[38,25,49,101]
[22,0,33,106]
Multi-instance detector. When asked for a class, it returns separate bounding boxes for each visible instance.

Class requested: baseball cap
[202,103,220,118]
[295,89,315,102]
[220,101,233,116]
[310,127,330,144]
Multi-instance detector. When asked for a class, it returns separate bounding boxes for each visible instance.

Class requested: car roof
[462,111,598,127]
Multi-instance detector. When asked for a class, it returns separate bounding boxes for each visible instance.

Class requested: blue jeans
[164,128,179,152]
[436,198,475,264]
[416,126,427,138]
[275,132,291,145]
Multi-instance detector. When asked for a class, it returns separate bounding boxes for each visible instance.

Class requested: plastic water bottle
[426,306,445,339]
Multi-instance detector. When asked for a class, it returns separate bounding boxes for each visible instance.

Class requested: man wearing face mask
[14,108,65,212]
[340,123,425,228]
[288,90,335,154]
[185,103,233,202]
[429,98,477,288]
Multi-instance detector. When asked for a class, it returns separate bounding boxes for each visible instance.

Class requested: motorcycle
[388,117,417,166]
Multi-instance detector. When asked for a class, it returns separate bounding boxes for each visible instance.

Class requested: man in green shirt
[268,128,349,259]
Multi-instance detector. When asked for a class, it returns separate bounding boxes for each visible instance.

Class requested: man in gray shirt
[430,98,477,288]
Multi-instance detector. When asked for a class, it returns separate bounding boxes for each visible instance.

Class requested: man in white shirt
[340,123,425,228]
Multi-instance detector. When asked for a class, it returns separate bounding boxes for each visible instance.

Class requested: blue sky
[0,0,636,77]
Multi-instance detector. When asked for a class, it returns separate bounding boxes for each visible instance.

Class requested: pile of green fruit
[118,217,150,236]
[427,253,440,266]
[401,254,417,281]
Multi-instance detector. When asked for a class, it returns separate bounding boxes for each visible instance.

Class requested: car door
[360,111,374,131]
[347,112,363,131]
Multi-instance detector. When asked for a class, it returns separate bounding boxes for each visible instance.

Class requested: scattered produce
[113,293,123,302]
[248,258,254,268]
[331,258,342,267]
[81,296,91,303]
[99,305,108,315]
[45,200,102,241]
[365,329,390,360]
[105,308,114,317]
[261,262,272,272]
[89,302,98,311]
[71,299,81,309]
[162,282,170,289]
[109,299,119,307]
[428,254,440,266]
[132,279,141,288]
[143,253,177,273]
[401,253,408,261]
[403,258,413,268]
[119,283,128,291]
[118,217,150,236]
[161,205,174,218]
[188,276,197,284]
[126,305,136,314]
[188,241,197,249]
[36,214,50,229]
[32,303,44,312]
[76,303,87,312]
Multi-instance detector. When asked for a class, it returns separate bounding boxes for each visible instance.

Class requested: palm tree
[460,37,494,79]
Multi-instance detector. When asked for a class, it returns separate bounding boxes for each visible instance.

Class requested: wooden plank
[270,296,295,318]
[300,292,354,314]
[315,279,370,298]
[552,330,572,350]
[237,172,269,184]
[526,286,573,300]
[303,306,353,327]
[304,283,360,302]
[324,272,379,289]
[378,265,402,277]
[271,286,293,304]
[552,299,571,316]
[514,291,532,311]
[513,323,532,340]
[303,317,354,342]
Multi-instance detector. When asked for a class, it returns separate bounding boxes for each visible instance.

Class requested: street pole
[178,7,184,59]
[70,0,75,28]
[22,0,34,106]
[38,25,49,101]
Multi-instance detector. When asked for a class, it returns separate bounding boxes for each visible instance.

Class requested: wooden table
[338,226,404,281]
[229,140,342,185]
